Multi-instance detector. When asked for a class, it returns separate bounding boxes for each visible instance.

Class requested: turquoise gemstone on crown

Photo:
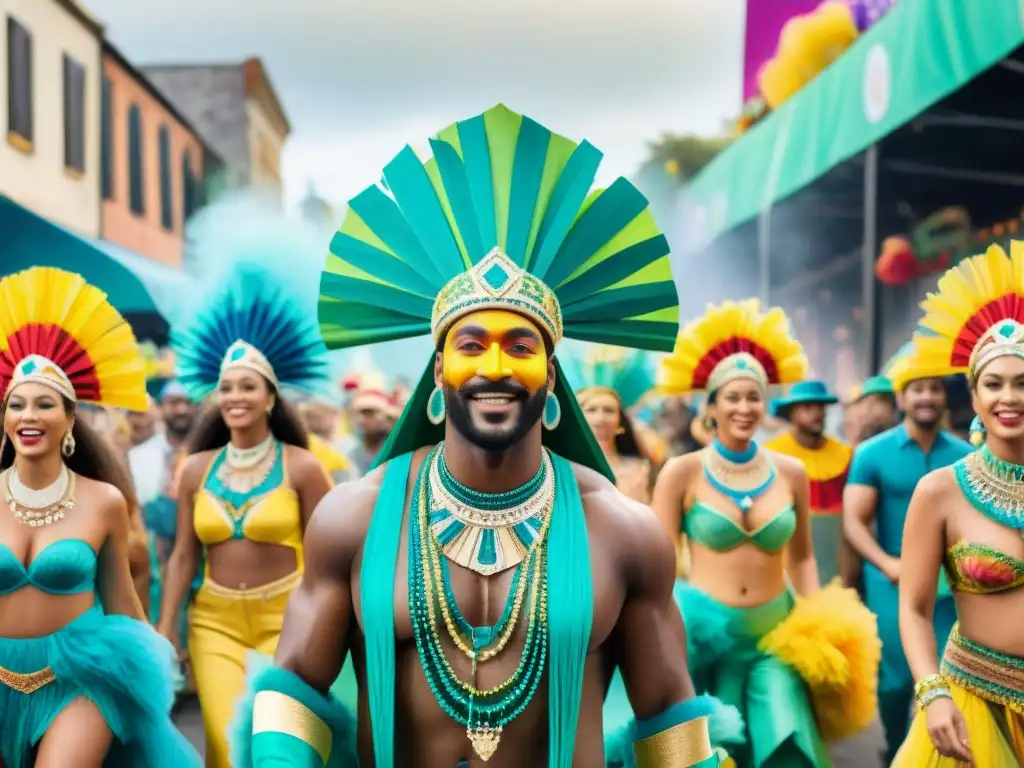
[998,321,1018,339]
[20,359,37,375]
[230,345,246,361]
[482,263,510,291]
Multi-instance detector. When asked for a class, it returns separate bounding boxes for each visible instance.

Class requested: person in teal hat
[850,375,898,444]
[765,381,854,585]
[231,105,728,767]
[843,349,970,762]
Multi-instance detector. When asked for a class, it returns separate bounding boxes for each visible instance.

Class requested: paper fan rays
[0,267,147,410]
[658,299,808,394]
[319,103,678,353]
[914,242,1024,382]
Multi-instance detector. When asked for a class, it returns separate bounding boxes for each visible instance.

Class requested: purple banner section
[742,0,819,102]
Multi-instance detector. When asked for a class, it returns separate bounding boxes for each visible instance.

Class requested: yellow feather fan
[759,580,881,741]
[914,242,1024,380]
[0,267,147,411]
[658,298,808,394]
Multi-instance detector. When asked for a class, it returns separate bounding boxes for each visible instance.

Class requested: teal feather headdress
[559,342,656,411]
[318,104,679,478]
[172,194,330,400]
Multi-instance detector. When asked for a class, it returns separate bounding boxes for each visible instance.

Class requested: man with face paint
[232,105,728,767]
[843,352,971,763]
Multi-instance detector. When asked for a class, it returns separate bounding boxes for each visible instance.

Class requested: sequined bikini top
[945,540,1024,594]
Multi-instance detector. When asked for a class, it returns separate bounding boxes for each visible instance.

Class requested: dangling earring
[542,391,561,431]
[969,415,986,447]
[427,386,446,425]
[61,431,76,458]
[702,415,716,434]
[615,426,626,435]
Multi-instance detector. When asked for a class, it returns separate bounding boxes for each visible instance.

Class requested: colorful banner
[743,0,819,102]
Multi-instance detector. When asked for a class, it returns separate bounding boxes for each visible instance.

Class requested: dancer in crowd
[234,104,726,767]
[343,377,399,476]
[892,243,1024,765]
[848,375,897,444]
[156,200,333,768]
[843,345,970,763]
[765,380,853,585]
[562,344,657,502]
[653,299,879,768]
[0,267,198,766]
[294,393,354,483]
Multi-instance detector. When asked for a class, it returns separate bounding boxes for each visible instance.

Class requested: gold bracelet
[913,673,946,699]
[633,714,714,768]
[252,690,333,764]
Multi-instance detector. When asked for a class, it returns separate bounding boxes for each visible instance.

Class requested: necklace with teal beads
[702,437,776,511]
[956,444,1024,537]
[409,443,552,760]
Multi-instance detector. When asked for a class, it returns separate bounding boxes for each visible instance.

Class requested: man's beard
[445,380,547,452]
[166,416,194,440]
[909,411,941,430]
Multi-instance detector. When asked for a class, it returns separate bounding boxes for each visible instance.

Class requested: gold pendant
[468,724,502,761]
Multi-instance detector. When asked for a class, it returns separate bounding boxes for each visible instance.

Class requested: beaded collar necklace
[956,445,1024,536]
[702,437,776,512]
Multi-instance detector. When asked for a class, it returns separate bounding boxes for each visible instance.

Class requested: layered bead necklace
[956,445,1024,537]
[702,437,776,511]
[215,434,277,495]
[4,465,75,527]
[409,443,552,761]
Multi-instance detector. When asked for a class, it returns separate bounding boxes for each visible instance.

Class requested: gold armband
[252,690,333,763]
[633,713,714,767]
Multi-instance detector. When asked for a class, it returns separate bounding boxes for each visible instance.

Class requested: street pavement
[172,700,887,766]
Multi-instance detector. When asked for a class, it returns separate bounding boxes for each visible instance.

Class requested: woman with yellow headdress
[892,243,1024,766]
[0,267,198,766]
[651,299,880,767]
[155,197,334,768]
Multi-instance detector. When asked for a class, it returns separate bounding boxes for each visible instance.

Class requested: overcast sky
[86,0,744,213]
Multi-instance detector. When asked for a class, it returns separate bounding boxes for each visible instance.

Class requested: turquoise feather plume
[558,341,657,410]
[318,103,679,352]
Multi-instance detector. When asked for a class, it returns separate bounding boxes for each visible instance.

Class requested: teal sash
[360,451,593,767]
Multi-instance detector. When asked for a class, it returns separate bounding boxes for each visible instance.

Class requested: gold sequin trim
[252,690,333,765]
[633,714,713,768]
[941,627,1024,714]
[0,665,56,694]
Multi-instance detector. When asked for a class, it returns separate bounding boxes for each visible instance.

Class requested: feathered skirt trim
[0,604,199,767]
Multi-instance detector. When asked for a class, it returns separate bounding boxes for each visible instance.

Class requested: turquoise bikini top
[0,539,97,596]
[684,501,796,553]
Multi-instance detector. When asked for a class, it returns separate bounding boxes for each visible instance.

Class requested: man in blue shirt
[842,370,971,763]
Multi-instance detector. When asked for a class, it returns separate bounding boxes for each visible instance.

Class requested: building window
[101,76,112,199]
[7,17,32,150]
[63,55,86,174]
[158,124,173,230]
[127,104,144,215]
[182,149,196,222]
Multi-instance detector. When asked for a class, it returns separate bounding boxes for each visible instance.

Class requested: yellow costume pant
[893,625,1024,766]
[188,570,300,768]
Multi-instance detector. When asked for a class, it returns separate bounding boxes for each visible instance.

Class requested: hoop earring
[427,386,446,425]
[969,415,986,447]
[542,391,561,431]
[61,431,76,458]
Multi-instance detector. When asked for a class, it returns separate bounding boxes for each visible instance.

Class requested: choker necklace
[428,444,554,576]
[5,465,75,526]
[226,435,274,470]
[702,439,776,511]
[956,446,1024,536]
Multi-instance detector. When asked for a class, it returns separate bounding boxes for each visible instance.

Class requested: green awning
[0,195,191,323]
[683,0,1024,251]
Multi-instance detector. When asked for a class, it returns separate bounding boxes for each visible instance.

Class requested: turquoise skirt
[0,603,200,767]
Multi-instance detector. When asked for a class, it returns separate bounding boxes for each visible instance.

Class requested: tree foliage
[643,134,732,182]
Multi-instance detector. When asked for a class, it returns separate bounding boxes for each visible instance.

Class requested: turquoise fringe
[228,652,358,768]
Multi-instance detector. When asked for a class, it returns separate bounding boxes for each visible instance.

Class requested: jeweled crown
[219,340,279,390]
[430,248,563,347]
[970,319,1024,380]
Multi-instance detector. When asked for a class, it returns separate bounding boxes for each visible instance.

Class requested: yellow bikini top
[945,540,1024,594]
[192,442,304,567]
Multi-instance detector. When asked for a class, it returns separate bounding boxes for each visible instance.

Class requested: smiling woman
[0,266,199,767]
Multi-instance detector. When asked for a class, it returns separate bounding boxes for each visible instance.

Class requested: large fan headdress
[172,194,330,400]
[318,104,678,476]
[0,267,147,410]
[658,298,808,395]
[559,342,655,410]
[913,242,1024,384]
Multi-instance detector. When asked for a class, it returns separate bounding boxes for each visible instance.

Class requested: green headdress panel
[559,341,657,410]
[318,104,678,479]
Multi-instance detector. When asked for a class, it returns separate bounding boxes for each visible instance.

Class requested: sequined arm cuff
[252,690,333,764]
[633,714,717,767]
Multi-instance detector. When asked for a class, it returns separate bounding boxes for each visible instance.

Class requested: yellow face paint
[442,309,549,393]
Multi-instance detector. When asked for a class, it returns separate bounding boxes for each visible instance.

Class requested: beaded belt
[0,665,56,694]
[941,624,1024,714]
